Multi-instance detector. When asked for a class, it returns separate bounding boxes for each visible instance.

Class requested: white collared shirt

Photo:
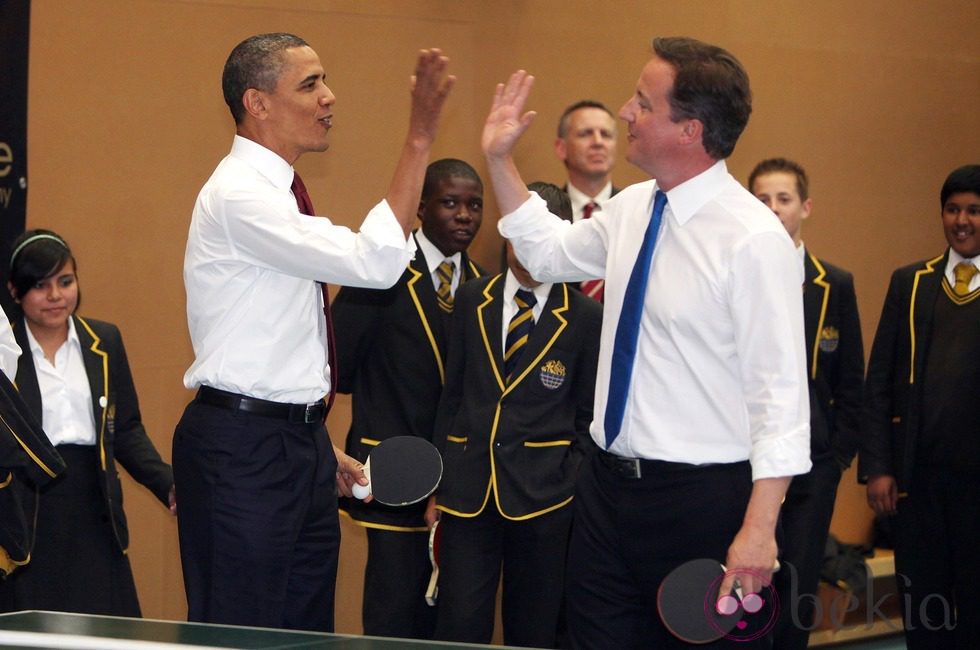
[415,229,462,296]
[500,270,553,354]
[500,160,811,480]
[945,249,980,293]
[26,319,98,446]
[567,181,614,223]
[0,309,21,382]
[183,135,417,404]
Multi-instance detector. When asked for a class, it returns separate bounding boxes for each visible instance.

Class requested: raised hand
[408,49,456,146]
[482,70,536,160]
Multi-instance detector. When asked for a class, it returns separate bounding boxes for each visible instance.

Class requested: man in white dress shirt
[174,33,453,632]
[482,37,810,647]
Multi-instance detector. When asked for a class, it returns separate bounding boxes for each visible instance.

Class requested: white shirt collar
[567,180,613,210]
[25,315,80,359]
[230,135,295,191]
[503,270,552,311]
[415,229,462,277]
[658,160,728,225]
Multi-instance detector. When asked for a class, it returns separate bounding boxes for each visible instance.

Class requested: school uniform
[0,371,65,581]
[432,274,601,647]
[774,250,864,649]
[332,232,482,638]
[0,315,172,616]
[860,250,980,649]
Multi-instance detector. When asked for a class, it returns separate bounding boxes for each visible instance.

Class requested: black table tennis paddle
[351,436,443,507]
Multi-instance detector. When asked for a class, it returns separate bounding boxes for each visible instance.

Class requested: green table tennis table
[0,611,521,649]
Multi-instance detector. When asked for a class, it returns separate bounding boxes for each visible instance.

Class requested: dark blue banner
[0,0,30,316]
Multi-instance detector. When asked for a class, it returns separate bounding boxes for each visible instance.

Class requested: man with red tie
[555,100,619,301]
[174,32,453,633]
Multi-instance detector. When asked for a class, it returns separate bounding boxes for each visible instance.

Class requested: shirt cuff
[361,199,417,254]
[498,192,548,238]
[749,425,812,481]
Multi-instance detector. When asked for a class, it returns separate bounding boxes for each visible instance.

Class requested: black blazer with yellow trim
[12,315,173,553]
[803,251,864,468]
[433,275,602,520]
[333,234,483,530]
[0,370,65,575]
[859,252,953,492]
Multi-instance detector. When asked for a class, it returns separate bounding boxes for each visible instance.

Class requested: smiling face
[16,260,78,340]
[252,45,335,164]
[556,107,617,184]
[751,171,811,246]
[942,191,980,257]
[419,175,484,257]
[618,57,688,182]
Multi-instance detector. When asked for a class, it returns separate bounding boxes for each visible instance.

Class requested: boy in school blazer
[332,159,484,638]
[750,158,864,649]
[860,165,980,649]
[430,183,601,648]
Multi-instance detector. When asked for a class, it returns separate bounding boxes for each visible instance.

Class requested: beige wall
[26,0,980,633]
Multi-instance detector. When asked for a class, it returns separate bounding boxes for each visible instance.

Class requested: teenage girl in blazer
[0,229,174,616]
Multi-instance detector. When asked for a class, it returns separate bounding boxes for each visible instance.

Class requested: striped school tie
[436,260,455,313]
[953,261,977,296]
[504,289,537,380]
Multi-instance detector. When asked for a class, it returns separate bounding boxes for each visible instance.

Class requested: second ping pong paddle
[351,436,443,507]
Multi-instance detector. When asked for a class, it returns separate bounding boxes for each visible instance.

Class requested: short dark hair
[940,164,980,207]
[748,158,810,201]
[652,36,752,159]
[528,182,573,223]
[222,33,309,124]
[422,158,483,201]
[8,229,78,308]
[557,100,615,138]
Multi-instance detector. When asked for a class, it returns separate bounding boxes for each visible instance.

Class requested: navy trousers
[173,399,339,632]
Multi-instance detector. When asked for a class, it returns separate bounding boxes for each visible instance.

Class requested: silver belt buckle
[304,403,317,424]
[625,457,641,479]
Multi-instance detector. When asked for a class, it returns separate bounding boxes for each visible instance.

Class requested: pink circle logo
[703,567,779,642]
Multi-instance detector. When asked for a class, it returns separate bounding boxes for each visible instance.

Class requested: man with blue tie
[481,37,811,648]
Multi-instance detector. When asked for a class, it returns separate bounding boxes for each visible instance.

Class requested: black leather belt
[597,448,645,479]
[596,448,717,480]
[196,386,326,424]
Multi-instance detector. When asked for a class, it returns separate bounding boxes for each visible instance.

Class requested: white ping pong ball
[352,483,371,500]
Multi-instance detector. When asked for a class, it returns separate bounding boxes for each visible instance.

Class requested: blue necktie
[604,190,667,448]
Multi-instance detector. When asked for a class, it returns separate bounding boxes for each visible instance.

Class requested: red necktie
[580,201,604,301]
[291,172,337,414]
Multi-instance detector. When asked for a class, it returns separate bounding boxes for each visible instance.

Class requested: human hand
[482,70,537,160]
[867,474,898,515]
[718,526,778,609]
[407,49,455,146]
[334,445,372,502]
[424,494,440,529]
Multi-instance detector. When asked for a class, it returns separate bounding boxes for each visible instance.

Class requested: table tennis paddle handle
[351,459,372,500]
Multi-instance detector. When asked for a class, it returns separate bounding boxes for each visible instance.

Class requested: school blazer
[433,275,602,520]
[802,251,864,468]
[0,370,65,576]
[333,235,483,530]
[12,316,173,553]
[858,251,949,492]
